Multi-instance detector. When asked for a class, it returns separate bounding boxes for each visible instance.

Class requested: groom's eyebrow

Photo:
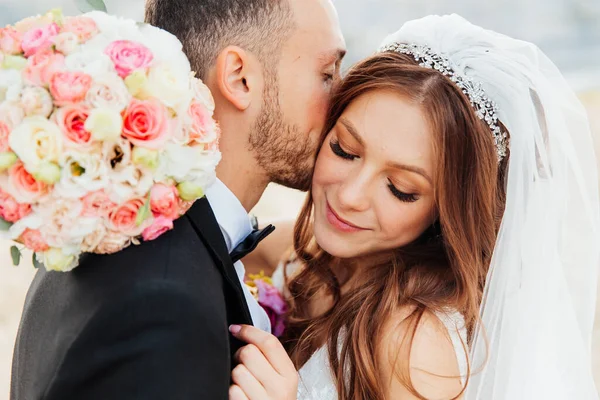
[319,49,346,66]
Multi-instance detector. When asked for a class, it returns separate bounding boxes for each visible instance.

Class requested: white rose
[65,49,115,78]
[144,63,192,110]
[36,195,99,249]
[9,116,63,173]
[0,69,23,103]
[84,11,144,45]
[54,150,109,198]
[85,72,131,112]
[20,86,53,118]
[2,212,42,241]
[52,32,80,55]
[157,143,220,187]
[0,101,25,129]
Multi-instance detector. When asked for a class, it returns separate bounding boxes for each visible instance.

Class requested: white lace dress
[272,263,468,400]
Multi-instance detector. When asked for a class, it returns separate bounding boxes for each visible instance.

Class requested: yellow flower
[176,181,204,201]
[0,152,18,171]
[42,248,77,272]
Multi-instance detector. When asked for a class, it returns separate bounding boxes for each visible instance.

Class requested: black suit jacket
[10,197,253,400]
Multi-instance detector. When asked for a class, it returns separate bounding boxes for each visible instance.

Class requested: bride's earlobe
[215,46,252,111]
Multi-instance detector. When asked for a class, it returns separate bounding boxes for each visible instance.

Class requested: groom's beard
[249,80,316,192]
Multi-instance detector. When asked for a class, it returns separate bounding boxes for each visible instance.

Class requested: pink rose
[123,99,169,149]
[142,215,174,241]
[23,48,65,87]
[21,228,49,252]
[189,100,218,143]
[0,27,23,55]
[150,183,179,219]
[21,23,60,57]
[0,121,11,152]
[61,17,98,43]
[9,161,49,202]
[49,71,92,106]
[55,105,92,148]
[104,40,154,78]
[255,279,288,337]
[81,190,115,218]
[0,188,31,222]
[108,197,146,235]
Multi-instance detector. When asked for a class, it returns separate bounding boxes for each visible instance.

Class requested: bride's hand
[228,324,298,400]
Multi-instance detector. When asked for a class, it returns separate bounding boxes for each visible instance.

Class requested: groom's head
[145,0,345,190]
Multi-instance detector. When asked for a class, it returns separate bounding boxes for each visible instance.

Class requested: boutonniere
[245,271,287,337]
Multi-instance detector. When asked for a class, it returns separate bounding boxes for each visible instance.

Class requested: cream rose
[9,116,63,174]
[144,63,191,110]
[20,86,53,118]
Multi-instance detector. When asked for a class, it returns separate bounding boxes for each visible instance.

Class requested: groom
[10,0,345,399]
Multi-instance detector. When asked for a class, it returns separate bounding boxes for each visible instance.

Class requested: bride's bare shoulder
[378,308,465,400]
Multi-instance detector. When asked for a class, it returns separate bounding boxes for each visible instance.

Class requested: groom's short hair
[145,0,294,79]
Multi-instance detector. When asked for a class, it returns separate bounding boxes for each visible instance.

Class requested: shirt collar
[205,178,253,253]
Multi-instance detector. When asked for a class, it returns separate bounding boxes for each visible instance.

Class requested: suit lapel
[185,197,253,326]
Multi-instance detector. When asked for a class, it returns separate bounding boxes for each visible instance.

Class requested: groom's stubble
[249,69,316,192]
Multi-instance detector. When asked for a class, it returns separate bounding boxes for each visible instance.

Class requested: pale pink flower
[21,228,49,252]
[8,161,49,203]
[104,40,153,78]
[0,188,31,222]
[49,71,92,106]
[81,190,115,218]
[150,183,179,219]
[188,100,218,143]
[13,16,53,34]
[23,48,65,87]
[0,27,23,55]
[0,121,11,152]
[54,105,92,148]
[122,99,170,149]
[88,227,131,254]
[21,23,60,57]
[142,215,173,241]
[61,17,98,43]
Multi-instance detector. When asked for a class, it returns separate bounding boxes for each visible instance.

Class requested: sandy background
[0,94,599,398]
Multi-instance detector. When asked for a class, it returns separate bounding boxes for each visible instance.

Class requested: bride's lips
[325,202,366,233]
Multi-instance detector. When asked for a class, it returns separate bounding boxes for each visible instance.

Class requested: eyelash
[330,139,356,160]
[330,139,419,203]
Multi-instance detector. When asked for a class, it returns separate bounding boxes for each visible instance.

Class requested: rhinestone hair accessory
[379,42,509,162]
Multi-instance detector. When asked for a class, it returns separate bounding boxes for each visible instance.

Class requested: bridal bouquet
[0,10,221,272]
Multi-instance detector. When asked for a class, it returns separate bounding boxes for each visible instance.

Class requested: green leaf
[135,194,151,226]
[10,246,21,266]
[75,0,108,13]
[0,217,13,231]
[32,253,43,269]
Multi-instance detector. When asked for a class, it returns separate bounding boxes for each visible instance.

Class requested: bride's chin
[313,223,357,259]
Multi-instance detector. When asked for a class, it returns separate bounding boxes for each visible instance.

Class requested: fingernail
[229,324,242,334]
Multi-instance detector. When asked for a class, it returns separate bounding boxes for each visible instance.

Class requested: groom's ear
[214,46,258,111]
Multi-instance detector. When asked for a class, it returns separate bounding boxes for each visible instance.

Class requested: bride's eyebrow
[339,118,364,145]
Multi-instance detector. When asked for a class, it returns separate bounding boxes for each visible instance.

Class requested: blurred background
[0,0,599,398]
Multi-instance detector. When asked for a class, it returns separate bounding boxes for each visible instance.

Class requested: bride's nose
[336,168,372,213]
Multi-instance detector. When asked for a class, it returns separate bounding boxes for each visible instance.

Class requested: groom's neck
[215,155,269,213]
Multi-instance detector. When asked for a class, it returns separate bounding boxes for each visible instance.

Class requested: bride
[228,15,600,400]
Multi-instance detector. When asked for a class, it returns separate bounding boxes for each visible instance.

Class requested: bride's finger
[229,384,249,400]
[230,324,295,376]
[231,364,268,400]
[235,344,279,389]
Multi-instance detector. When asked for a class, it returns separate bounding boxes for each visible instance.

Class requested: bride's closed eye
[329,139,419,203]
[329,139,357,160]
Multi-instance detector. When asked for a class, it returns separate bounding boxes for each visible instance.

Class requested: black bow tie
[229,224,276,263]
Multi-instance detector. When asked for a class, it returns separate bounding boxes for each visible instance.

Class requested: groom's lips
[325,202,366,233]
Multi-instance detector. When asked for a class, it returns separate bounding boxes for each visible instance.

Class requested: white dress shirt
[205,178,272,333]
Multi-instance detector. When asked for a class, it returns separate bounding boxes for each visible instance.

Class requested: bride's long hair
[284,52,509,400]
